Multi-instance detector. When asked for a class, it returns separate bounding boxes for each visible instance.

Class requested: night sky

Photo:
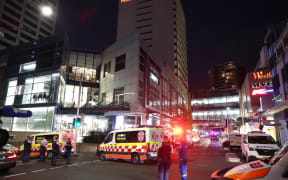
[56,1,287,90]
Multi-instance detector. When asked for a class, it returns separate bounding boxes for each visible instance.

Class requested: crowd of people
[23,135,73,166]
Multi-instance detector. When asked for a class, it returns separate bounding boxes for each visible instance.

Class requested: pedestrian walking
[157,135,173,180]
[65,137,72,164]
[40,137,48,162]
[51,136,59,166]
[23,136,32,162]
[177,135,188,180]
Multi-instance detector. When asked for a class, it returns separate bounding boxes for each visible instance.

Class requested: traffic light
[73,118,81,128]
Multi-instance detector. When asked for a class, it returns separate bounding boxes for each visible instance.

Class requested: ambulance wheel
[47,151,53,159]
[99,153,106,161]
[132,153,140,164]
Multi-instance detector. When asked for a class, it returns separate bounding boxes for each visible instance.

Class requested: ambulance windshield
[248,136,276,144]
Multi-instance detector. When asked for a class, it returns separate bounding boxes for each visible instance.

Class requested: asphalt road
[0,139,242,180]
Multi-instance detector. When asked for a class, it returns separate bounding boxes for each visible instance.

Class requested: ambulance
[97,127,164,164]
[19,131,75,158]
[211,141,288,180]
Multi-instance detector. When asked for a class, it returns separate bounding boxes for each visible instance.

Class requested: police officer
[51,136,59,166]
[40,137,48,162]
[177,134,188,180]
[23,136,32,162]
[65,138,72,164]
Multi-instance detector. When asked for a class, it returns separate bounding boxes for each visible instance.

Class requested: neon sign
[253,71,272,80]
[251,88,274,96]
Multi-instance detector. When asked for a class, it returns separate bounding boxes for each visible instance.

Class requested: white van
[241,132,279,162]
[97,127,164,164]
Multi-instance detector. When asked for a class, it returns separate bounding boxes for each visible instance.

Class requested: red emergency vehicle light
[174,128,183,135]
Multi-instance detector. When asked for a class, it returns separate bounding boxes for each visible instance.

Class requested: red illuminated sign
[251,88,273,96]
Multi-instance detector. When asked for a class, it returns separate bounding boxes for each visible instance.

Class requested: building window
[115,54,126,72]
[103,61,111,78]
[19,61,36,73]
[5,80,18,105]
[114,87,125,104]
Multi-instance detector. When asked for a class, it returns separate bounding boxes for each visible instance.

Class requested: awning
[262,100,288,117]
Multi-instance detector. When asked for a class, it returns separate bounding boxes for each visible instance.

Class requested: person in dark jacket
[51,136,59,166]
[177,135,188,180]
[65,138,72,164]
[23,136,32,162]
[157,135,173,180]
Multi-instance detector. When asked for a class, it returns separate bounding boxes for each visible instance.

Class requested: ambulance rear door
[149,128,164,152]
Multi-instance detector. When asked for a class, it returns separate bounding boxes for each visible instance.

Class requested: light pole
[226,107,230,142]
[41,5,53,16]
[74,73,83,154]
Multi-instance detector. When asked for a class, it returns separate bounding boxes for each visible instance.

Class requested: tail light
[8,153,17,159]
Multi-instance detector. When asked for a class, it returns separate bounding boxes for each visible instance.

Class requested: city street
[0,139,242,180]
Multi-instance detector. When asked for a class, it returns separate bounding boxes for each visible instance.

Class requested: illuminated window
[19,61,36,73]
[0,31,5,37]
[121,0,133,3]
[150,72,159,84]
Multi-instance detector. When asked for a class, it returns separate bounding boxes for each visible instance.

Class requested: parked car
[241,132,279,162]
[211,141,288,180]
[0,143,17,172]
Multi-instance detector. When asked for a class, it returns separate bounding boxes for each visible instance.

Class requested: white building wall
[101,33,140,113]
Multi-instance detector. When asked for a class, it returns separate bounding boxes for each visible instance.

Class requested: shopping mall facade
[0,33,189,138]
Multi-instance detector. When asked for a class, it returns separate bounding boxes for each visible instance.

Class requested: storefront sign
[253,71,272,80]
[252,81,273,88]
[2,107,32,117]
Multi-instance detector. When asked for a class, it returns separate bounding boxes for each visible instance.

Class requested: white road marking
[50,166,64,170]
[32,169,46,173]
[67,163,80,167]
[82,162,91,164]
[4,173,27,178]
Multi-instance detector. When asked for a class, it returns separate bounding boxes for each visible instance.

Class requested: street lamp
[41,5,53,16]
[226,107,230,142]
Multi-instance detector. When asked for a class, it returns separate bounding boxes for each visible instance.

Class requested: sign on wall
[252,81,273,89]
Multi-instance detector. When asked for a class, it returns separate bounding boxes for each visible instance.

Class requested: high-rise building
[0,0,59,49]
[208,61,246,90]
[117,0,188,87]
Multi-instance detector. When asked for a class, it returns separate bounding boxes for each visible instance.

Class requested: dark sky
[56,1,288,90]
